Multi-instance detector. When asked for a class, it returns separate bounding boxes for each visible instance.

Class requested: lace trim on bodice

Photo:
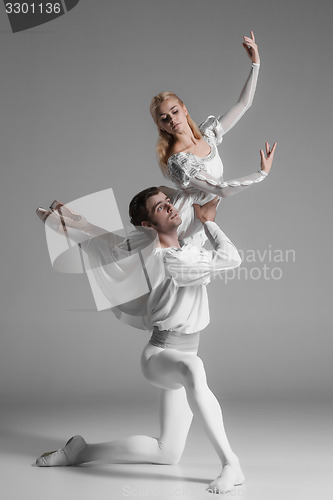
[167,116,223,188]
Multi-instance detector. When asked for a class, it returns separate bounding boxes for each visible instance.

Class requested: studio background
[1,0,332,408]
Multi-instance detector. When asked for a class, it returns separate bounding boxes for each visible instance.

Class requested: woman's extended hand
[260,142,277,175]
[243,30,260,64]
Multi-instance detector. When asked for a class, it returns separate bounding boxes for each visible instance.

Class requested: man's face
[143,192,181,233]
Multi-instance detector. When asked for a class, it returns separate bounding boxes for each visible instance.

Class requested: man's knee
[157,439,183,465]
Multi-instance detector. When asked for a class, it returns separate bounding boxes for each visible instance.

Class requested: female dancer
[150,31,270,243]
[35,144,276,495]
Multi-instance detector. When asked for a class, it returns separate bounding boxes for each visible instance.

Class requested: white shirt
[147,221,241,333]
[81,221,241,332]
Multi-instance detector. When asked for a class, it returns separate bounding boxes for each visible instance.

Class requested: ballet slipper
[50,200,63,211]
[35,435,86,467]
[50,200,83,222]
[37,202,89,233]
[36,208,52,223]
[36,207,66,234]
[207,462,245,494]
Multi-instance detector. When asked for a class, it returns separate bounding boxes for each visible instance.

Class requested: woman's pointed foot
[50,200,63,211]
[36,435,87,467]
[50,201,82,221]
[36,208,52,223]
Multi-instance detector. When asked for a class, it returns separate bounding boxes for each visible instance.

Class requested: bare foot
[207,461,245,494]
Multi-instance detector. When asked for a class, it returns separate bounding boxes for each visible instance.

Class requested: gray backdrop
[0,0,332,405]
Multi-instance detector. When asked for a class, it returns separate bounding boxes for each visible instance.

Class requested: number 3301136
[5,3,62,14]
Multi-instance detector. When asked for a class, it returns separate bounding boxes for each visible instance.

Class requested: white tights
[78,342,238,469]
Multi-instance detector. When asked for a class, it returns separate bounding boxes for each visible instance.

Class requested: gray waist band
[149,328,200,352]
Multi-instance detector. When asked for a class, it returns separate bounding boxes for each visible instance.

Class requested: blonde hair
[150,91,202,177]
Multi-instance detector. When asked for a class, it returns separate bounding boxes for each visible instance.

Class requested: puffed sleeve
[168,153,204,189]
[199,115,224,146]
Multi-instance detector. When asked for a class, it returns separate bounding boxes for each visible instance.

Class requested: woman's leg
[141,345,245,493]
[77,386,192,465]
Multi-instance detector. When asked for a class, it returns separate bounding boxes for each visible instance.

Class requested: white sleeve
[188,166,268,198]
[218,63,260,135]
[204,221,242,269]
[163,222,241,287]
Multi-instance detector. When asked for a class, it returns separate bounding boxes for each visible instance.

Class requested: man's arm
[163,198,241,287]
[194,197,242,271]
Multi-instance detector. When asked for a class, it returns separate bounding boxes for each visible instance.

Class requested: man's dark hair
[129,186,161,227]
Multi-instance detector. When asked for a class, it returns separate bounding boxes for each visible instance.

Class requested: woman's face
[155,98,188,135]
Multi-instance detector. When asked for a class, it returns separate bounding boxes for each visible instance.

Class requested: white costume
[146,221,241,335]
[164,63,266,244]
[82,219,240,333]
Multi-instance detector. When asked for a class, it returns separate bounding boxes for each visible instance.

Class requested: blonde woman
[150,31,275,244]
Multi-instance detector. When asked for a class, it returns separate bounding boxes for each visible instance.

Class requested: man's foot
[36,435,86,467]
[207,461,245,494]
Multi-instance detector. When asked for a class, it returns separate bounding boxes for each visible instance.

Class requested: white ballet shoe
[207,462,245,494]
[36,435,86,467]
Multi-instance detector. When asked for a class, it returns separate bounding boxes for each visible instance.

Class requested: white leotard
[164,63,266,244]
[167,63,261,193]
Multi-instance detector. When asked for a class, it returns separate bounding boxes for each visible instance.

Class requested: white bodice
[167,115,225,193]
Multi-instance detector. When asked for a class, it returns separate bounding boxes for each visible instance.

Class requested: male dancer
[35,143,275,494]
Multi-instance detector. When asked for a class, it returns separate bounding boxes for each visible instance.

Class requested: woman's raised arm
[218,31,260,135]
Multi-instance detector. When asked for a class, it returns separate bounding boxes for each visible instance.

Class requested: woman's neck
[173,126,197,151]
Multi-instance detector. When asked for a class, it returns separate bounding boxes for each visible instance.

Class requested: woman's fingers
[243,31,259,63]
[264,142,277,157]
[242,42,251,55]
[271,142,277,156]
[243,38,254,47]
[243,34,256,46]
[244,31,255,43]
[261,142,277,161]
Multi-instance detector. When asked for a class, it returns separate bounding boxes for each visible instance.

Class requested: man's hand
[194,196,219,224]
